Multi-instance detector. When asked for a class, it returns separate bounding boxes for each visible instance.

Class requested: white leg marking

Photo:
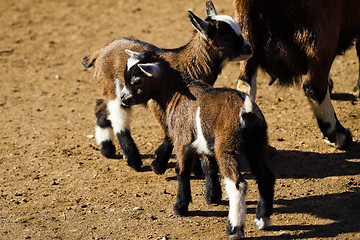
[254,217,271,230]
[107,79,131,134]
[191,107,211,155]
[310,89,336,135]
[224,177,247,228]
[95,126,115,145]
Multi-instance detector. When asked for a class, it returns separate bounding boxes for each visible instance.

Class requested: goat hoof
[127,158,142,172]
[254,217,271,230]
[100,140,116,158]
[150,160,168,175]
[227,222,244,239]
[324,128,352,150]
[125,153,142,172]
[173,203,189,216]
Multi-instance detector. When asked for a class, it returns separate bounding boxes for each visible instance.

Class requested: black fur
[201,155,222,204]
[100,140,116,158]
[226,220,244,238]
[151,137,173,175]
[303,80,327,104]
[173,163,192,216]
[239,108,275,220]
[116,130,142,171]
[354,38,360,93]
[95,98,116,158]
[82,55,95,68]
[95,99,112,128]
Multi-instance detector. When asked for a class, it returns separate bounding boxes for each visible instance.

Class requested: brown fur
[122,52,275,236]
[234,0,360,87]
[82,2,252,166]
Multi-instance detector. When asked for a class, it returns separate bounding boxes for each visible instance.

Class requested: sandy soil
[0,0,359,239]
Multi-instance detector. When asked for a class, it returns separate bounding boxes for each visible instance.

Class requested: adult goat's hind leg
[303,74,352,149]
[95,98,116,158]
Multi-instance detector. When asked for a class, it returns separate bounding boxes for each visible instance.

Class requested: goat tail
[82,50,101,68]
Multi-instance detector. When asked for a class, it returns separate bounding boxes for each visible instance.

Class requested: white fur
[240,95,256,126]
[115,79,122,99]
[254,217,271,230]
[211,15,242,36]
[107,79,131,133]
[224,177,247,228]
[242,95,253,114]
[121,85,131,98]
[310,89,336,135]
[95,126,115,145]
[191,107,212,155]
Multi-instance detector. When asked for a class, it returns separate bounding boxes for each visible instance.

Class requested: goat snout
[243,42,253,55]
[240,41,253,59]
[120,87,133,107]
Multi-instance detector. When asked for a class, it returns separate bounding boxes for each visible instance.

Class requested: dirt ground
[0,0,359,239]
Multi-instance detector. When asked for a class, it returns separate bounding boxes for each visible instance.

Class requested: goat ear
[205,0,217,17]
[125,49,141,59]
[188,10,209,39]
[138,63,161,78]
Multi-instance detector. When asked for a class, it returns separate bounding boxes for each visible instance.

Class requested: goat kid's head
[121,50,163,107]
[188,0,253,61]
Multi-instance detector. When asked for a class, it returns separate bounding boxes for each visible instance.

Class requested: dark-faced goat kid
[82,0,252,172]
[121,50,275,239]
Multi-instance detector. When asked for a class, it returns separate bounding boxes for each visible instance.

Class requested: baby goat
[121,50,275,239]
[82,0,252,172]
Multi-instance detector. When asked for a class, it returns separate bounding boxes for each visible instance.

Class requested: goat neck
[164,34,222,86]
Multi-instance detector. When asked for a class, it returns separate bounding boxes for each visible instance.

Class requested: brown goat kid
[82,0,252,172]
[234,0,360,149]
[121,50,275,239]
